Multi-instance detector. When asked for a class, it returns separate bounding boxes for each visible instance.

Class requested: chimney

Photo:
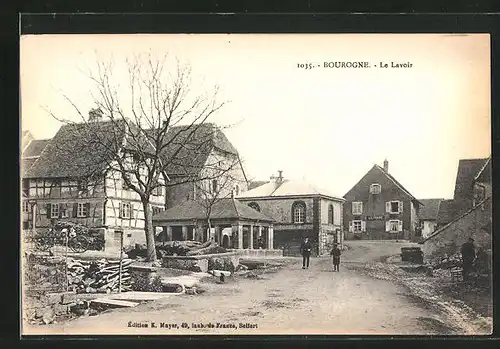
[277,170,283,182]
[383,159,389,172]
[88,108,103,122]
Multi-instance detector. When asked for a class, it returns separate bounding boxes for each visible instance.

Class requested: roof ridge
[474,157,491,182]
[374,165,421,204]
[421,195,491,243]
[231,196,242,218]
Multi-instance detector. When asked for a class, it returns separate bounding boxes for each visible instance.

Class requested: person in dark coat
[300,237,313,269]
[330,243,342,271]
[461,237,476,280]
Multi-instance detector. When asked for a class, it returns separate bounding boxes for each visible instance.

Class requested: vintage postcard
[20,33,492,336]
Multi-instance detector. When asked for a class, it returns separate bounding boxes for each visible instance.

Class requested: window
[120,203,132,219]
[234,184,240,196]
[386,201,403,214]
[211,180,218,194]
[22,201,29,213]
[386,220,402,232]
[248,202,261,212]
[328,204,334,224]
[292,201,306,224]
[153,185,163,196]
[353,220,362,232]
[122,179,129,190]
[77,203,88,218]
[349,220,365,233]
[50,203,59,218]
[22,180,29,196]
[352,202,363,215]
[370,183,381,194]
[152,206,163,216]
[59,204,68,218]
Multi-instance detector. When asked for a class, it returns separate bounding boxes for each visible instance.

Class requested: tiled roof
[418,198,444,221]
[152,198,274,222]
[25,120,128,178]
[156,123,239,176]
[374,165,422,205]
[436,199,456,225]
[22,139,51,158]
[422,196,491,243]
[23,120,240,180]
[248,181,269,190]
[237,179,344,200]
[21,139,51,176]
[453,158,489,199]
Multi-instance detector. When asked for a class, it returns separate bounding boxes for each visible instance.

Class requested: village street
[26,240,483,336]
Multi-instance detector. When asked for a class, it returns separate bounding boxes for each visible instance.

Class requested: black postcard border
[5,11,500,348]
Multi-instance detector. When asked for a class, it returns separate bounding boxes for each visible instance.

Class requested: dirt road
[26,240,464,335]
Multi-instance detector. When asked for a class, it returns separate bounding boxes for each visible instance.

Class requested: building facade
[422,157,492,262]
[21,119,245,252]
[418,198,444,239]
[237,172,344,256]
[343,160,422,241]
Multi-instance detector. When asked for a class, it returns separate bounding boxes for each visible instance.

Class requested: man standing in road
[461,237,476,281]
[300,237,312,269]
[330,243,342,272]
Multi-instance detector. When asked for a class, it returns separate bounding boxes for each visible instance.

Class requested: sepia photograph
[20,33,492,336]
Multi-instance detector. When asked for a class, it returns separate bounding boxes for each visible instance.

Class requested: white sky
[20,34,491,199]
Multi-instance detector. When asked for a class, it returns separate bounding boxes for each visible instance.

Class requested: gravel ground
[23,240,491,336]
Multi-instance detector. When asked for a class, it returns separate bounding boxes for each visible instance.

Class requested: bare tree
[45,52,229,263]
[194,153,247,243]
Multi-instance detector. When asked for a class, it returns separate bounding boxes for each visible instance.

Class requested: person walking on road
[461,237,476,281]
[300,237,313,269]
[330,243,342,272]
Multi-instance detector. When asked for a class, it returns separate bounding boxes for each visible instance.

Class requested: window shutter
[118,203,122,218]
[398,220,403,232]
[385,202,391,213]
[130,203,135,220]
[385,220,390,232]
[361,221,366,232]
[399,201,403,213]
[348,221,353,232]
[46,204,51,218]
[351,203,356,215]
[359,202,363,214]
[73,203,78,218]
[85,203,91,217]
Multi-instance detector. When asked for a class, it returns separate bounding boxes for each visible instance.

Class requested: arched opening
[222,235,230,248]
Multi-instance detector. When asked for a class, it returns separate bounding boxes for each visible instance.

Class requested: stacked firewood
[66,258,133,293]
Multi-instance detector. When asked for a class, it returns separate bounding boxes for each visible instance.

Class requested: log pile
[66,258,133,293]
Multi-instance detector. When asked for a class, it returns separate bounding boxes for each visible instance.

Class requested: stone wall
[162,252,240,273]
[421,197,492,263]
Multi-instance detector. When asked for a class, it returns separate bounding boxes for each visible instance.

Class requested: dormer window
[370,183,381,194]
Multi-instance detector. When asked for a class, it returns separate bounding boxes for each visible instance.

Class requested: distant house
[343,159,423,241]
[21,130,35,153]
[236,171,345,256]
[421,157,492,262]
[418,199,444,239]
[435,157,491,229]
[160,123,249,209]
[21,138,51,230]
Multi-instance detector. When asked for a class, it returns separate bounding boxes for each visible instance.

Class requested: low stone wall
[162,252,240,273]
[228,249,283,258]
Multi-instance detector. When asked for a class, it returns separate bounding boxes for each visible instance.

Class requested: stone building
[343,160,423,241]
[421,157,492,262]
[236,171,345,256]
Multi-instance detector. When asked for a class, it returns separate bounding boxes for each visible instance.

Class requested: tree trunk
[141,200,157,263]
